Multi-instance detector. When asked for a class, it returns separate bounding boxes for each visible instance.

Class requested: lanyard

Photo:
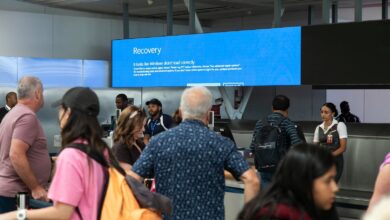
[150,120,158,136]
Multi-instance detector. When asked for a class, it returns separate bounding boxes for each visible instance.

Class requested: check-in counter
[221,120,390,219]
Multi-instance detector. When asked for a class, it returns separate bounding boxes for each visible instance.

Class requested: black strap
[66,143,108,167]
[263,116,286,127]
[76,207,82,220]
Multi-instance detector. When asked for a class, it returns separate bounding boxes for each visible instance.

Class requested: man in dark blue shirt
[250,95,305,188]
[144,98,173,144]
[131,87,259,220]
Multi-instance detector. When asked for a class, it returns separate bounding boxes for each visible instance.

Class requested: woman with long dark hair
[313,102,347,182]
[112,105,146,172]
[0,87,123,219]
[238,143,339,220]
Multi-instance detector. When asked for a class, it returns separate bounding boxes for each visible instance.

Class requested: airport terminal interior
[0,0,389,219]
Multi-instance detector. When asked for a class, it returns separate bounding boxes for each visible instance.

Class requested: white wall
[0,0,191,60]
[327,90,390,123]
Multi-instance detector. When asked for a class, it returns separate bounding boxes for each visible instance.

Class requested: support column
[183,0,204,33]
[355,0,362,22]
[322,0,331,24]
[308,5,313,25]
[167,0,173,35]
[123,2,129,39]
[383,0,388,20]
[273,0,282,27]
[331,2,338,23]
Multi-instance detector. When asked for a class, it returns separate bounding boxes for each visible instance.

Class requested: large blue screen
[112,26,301,87]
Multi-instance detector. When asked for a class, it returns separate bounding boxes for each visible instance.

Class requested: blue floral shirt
[132,119,250,220]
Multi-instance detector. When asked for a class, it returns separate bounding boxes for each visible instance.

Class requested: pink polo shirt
[48,144,106,220]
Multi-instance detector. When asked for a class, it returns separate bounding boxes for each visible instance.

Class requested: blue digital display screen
[83,60,109,88]
[18,58,83,87]
[112,26,301,87]
[0,57,18,87]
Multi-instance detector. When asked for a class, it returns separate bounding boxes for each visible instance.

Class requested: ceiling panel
[17,0,387,21]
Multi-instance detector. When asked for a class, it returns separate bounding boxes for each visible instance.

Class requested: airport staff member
[0,92,17,123]
[0,76,51,213]
[130,87,259,220]
[144,98,173,144]
[115,93,128,111]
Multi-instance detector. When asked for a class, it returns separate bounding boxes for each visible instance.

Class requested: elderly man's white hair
[180,86,213,120]
[17,76,42,99]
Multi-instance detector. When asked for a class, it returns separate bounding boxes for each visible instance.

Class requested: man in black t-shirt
[144,98,173,144]
[337,101,360,123]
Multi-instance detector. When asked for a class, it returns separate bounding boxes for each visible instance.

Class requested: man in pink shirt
[0,76,51,213]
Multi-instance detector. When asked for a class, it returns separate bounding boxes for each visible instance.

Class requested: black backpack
[253,117,288,172]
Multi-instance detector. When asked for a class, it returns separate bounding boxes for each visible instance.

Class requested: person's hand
[32,185,49,201]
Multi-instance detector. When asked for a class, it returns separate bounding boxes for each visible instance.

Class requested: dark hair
[116,94,128,102]
[5,92,16,101]
[272,95,290,111]
[340,101,350,114]
[114,105,146,147]
[238,143,335,220]
[322,102,338,117]
[60,105,125,175]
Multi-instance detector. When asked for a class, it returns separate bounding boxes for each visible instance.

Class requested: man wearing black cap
[144,98,173,144]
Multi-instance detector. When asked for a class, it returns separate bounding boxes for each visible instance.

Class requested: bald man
[130,87,259,220]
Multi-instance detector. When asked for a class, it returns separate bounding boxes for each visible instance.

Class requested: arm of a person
[120,162,132,173]
[368,165,390,211]
[0,202,74,220]
[9,138,47,201]
[286,121,304,145]
[332,138,347,156]
[143,134,150,145]
[333,122,348,156]
[313,126,320,144]
[239,169,260,203]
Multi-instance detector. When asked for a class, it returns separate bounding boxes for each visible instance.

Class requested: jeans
[0,195,17,213]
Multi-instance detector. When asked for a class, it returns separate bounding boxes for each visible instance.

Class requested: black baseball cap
[145,98,162,107]
[52,87,100,116]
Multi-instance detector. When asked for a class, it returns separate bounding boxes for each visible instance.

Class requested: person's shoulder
[162,113,173,120]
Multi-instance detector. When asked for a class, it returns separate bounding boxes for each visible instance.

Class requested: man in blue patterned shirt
[131,87,259,220]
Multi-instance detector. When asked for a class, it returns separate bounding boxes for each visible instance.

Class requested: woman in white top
[313,102,348,182]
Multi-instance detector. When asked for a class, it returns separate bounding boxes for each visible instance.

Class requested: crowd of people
[0,76,388,220]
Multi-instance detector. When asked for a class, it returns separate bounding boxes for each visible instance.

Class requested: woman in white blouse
[313,102,348,182]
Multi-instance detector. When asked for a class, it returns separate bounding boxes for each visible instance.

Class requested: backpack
[68,144,164,220]
[253,117,288,172]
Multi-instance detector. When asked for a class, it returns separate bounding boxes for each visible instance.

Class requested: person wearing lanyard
[144,98,173,144]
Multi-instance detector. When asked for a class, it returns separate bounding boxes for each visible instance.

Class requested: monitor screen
[112,26,301,87]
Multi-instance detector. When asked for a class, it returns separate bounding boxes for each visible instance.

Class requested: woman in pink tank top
[0,87,124,220]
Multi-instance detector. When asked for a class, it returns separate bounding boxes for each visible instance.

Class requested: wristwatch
[16,209,27,220]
